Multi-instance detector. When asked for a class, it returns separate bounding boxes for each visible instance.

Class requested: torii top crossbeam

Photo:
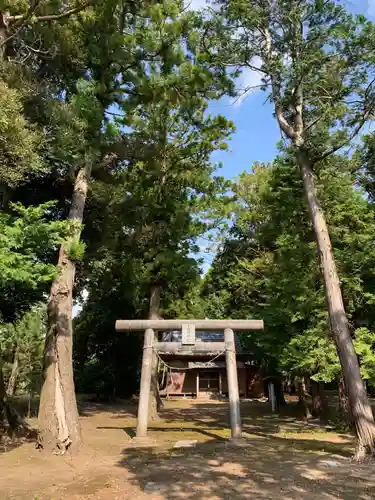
[115,319,264,332]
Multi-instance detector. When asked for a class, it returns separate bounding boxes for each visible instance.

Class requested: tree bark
[297,150,375,458]
[148,285,163,420]
[0,361,32,438]
[338,376,351,424]
[6,351,19,397]
[264,15,375,457]
[275,380,286,407]
[37,164,91,453]
[297,376,311,419]
[0,12,9,57]
[311,381,328,419]
[269,378,286,409]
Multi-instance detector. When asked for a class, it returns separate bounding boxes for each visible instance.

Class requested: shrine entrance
[199,370,220,395]
[115,319,264,444]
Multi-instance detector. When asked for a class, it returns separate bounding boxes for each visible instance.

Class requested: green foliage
[1,305,45,396]
[74,354,116,399]
[3,0,375,409]
[0,80,44,189]
[0,202,67,288]
[354,328,375,384]
[66,237,86,263]
[205,153,375,380]
[163,283,208,319]
[280,324,341,383]
[4,306,45,392]
[210,0,375,158]
[73,0,236,397]
[0,201,69,324]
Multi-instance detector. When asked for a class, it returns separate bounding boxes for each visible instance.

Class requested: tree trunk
[338,376,351,425]
[0,361,32,438]
[38,164,91,453]
[271,378,286,409]
[297,149,375,458]
[0,12,9,57]
[6,350,19,397]
[311,381,328,419]
[297,376,311,419]
[148,285,163,420]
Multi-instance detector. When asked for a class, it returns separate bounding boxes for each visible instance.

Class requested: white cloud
[186,0,208,11]
[233,56,264,107]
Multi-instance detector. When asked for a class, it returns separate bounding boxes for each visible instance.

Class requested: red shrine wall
[162,363,264,399]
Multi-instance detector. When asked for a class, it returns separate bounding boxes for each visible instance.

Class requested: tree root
[0,398,36,446]
[352,441,374,463]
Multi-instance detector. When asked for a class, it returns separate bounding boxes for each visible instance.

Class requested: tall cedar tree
[32,0,233,450]
[75,32,233,413]
[112,27,233,415]
[0,0,118,451]
[209,0,375,458]
[35,1,128,452]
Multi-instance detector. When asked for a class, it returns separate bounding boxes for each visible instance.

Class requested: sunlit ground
[1,397,374,500]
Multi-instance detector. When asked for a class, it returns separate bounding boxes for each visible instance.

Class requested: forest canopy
[2,0,375,459]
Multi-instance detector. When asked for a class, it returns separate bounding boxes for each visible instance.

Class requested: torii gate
[115,319,264,444]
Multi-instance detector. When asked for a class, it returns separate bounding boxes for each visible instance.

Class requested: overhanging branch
[8,1,90,23]
[263,25,297,140]
[313,77,375,164]
[312,110,372,164]
[1,1,91,47]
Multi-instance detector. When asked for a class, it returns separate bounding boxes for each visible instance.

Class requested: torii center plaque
[181,323,196,345]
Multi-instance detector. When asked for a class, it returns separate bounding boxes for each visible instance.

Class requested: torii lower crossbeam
[115,319,264,444]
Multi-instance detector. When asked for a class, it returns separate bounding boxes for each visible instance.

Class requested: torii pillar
[115,319,264,444]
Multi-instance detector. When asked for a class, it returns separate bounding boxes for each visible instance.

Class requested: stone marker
[319,460,340,468]
[173,440,198,448]
[144,482,162,492]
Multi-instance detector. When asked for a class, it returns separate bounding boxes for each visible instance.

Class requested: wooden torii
[115,319,264,444]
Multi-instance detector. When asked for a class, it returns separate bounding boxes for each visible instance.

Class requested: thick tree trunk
[269,378,286,409]
[149,285,163,420]
[275,380,286,407]
[0,12,9,56]
[6,351,19,397]
[338,376,351,425]
[297,376,311,419]
[297,150,375,458]
[0,361,32,438]
[311,381,328,419]
[38,165,91,453]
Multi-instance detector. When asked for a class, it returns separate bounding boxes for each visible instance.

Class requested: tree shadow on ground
[77,398,138,418]
[0,432,37,455]
[97,425,227,442]
[157,401,351,441]
[105,400,371,500]
[1,396,38,455]
[117,436,375,500]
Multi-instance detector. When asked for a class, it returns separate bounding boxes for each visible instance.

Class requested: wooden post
[149,285,162,419]
[224,328,242,439]
[219,371,222,397]
[135,328,154,440]
[196,370,199,399]
[268,382,276,412]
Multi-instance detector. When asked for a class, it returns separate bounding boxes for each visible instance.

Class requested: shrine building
[158,330,264,399]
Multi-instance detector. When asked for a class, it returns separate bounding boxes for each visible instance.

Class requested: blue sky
[194,0,375,271]
[74,1,375,314]
[199,0,375,182]
[209,99,280,179]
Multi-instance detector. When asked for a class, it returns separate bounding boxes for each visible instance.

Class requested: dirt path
[1,399,375,500]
